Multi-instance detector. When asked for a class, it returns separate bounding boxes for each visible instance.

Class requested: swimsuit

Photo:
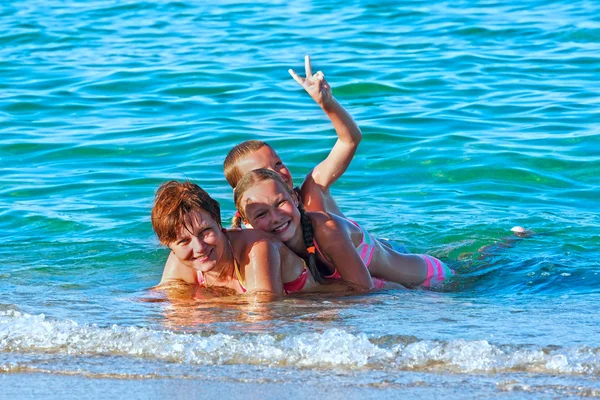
[350,219,377,266]
[313,219,386,289]
[197,251,310,295]
[314,219,454,288]
[417,254,454,288]
[282,262,309,294]
[314,219,376,269]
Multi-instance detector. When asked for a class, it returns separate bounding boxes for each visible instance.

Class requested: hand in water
[477,226,535,257]
[288,55,333,108]
[511,226,535,238]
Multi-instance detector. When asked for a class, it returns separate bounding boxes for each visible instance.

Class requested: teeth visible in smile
[193,250,211,260]
[273,221,290,233]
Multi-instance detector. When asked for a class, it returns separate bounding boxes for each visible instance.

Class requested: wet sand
[0,372,569,400]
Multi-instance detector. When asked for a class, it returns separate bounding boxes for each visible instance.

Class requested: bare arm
[158,251,197,285]
[311,98,362,190]
[241,239,284,299]
[289,55,362,190]
[312,213,373,289]
[152,280,197,300]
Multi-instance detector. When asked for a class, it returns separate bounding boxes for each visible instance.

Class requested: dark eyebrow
[181,218,211,236]
[175,236,190,245]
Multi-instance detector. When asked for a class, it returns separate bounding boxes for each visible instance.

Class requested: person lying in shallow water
[151,180,401,299]
[222,56,451,288]
[223,58,528,289]
[232,169,455,289]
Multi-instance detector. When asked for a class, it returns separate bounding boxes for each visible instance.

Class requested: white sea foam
[1,311,599,375]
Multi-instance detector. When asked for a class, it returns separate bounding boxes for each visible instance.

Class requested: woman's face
[168,210,225,273]
[240,179,300,243]
[235,146,294,189]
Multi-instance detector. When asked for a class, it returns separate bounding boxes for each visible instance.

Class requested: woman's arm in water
[288,55,362,191]
[159,251,197,285]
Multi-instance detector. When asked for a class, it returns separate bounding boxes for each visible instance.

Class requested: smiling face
[240,179,300,243]
[168,210,226,273]
[235,146,294,190]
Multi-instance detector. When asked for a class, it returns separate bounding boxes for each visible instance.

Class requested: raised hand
[288,55,333,108]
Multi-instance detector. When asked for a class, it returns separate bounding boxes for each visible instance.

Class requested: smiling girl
[233,169,454,289]
[224,56,362,218]
[152,180,375,298]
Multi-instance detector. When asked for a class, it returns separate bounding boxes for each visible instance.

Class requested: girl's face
[168,210,226,273]
[240,179,300,243]
[236,146,293,189]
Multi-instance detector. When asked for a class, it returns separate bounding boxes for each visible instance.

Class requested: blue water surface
[1,0,600,396]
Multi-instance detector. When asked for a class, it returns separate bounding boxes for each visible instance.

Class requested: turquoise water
[2,0,600,397]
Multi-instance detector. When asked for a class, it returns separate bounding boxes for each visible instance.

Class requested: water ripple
[1,0,600,367]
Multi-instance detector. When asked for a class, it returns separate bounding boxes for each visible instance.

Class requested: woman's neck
[203,235,235,285]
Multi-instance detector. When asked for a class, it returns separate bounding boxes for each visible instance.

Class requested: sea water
[1,0,600,398]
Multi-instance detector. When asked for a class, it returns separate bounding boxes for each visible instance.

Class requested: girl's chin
[272,223,296,242]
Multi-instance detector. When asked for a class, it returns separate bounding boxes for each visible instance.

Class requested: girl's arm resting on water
[289,55,362,190]
[313,214,373,289]
[242,239,284,298]
[159,251,197,285]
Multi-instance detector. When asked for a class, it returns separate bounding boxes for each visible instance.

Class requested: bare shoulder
[306,210,332,224]
[160,251,196,284]
[307,211,355,253]
[226,229,284,295]
[225,228,280,246]
[300,170,329,193]
[306,210,345,233]
[225,229,282,264]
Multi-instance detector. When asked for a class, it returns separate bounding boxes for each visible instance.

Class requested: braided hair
[296,201,325,283]
[233,168,325,283]
[231,211,243,229]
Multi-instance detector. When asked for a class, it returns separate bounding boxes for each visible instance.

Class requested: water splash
[2,311,599,376]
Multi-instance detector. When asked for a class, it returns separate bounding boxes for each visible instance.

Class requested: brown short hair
[223,140,271,189]
[151,180,221,244]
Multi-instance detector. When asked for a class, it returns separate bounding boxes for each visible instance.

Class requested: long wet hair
[232,169,325,283]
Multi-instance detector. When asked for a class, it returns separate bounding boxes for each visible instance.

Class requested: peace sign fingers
[288,56,333,107]
[304,55,313,77]
[288,68,305,86]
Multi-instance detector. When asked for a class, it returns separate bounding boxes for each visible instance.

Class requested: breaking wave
[2,310,599,376]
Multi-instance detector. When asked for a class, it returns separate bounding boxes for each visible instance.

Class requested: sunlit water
[1,0,600,397]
